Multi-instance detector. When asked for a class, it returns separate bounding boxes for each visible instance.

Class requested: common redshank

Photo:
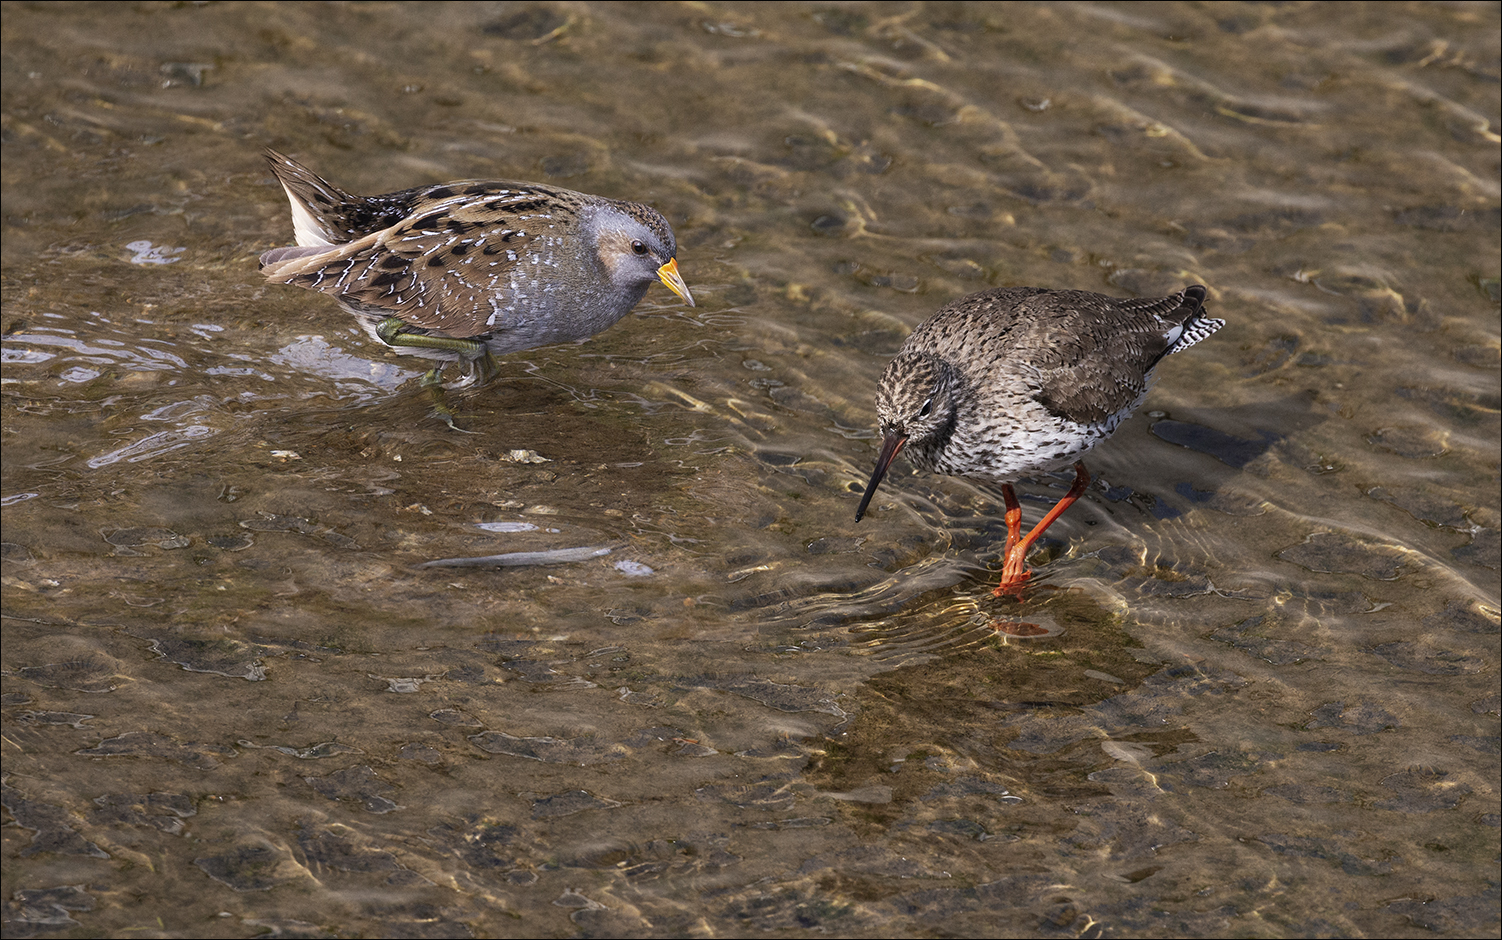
[855,285,1223,596]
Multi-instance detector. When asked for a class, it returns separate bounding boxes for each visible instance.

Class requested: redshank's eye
[917,398,934,418]
[631,240,648,256]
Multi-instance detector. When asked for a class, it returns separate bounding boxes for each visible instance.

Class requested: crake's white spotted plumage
[259,150,693,424]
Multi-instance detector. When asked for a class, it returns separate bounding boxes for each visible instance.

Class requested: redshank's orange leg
[995,461,1091,597]
[1001,484,1024,561]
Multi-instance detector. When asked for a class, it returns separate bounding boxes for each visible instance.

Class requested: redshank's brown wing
[1022,287,1212,425]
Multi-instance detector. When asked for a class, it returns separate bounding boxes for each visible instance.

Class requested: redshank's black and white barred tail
[1162,285,1224,355]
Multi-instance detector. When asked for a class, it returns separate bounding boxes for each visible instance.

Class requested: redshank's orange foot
[993,570,1033,599]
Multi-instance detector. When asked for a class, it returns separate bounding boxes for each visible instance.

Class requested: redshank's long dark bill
[855,284,1223,597]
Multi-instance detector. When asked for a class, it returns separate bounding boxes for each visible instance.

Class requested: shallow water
[2,2,1498,937]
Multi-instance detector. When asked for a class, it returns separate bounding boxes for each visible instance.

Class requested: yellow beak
[656,258,695,307]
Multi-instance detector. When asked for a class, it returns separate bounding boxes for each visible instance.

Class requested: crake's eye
[631,240,648,256]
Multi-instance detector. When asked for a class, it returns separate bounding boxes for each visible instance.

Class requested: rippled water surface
[3,3,1499,937]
